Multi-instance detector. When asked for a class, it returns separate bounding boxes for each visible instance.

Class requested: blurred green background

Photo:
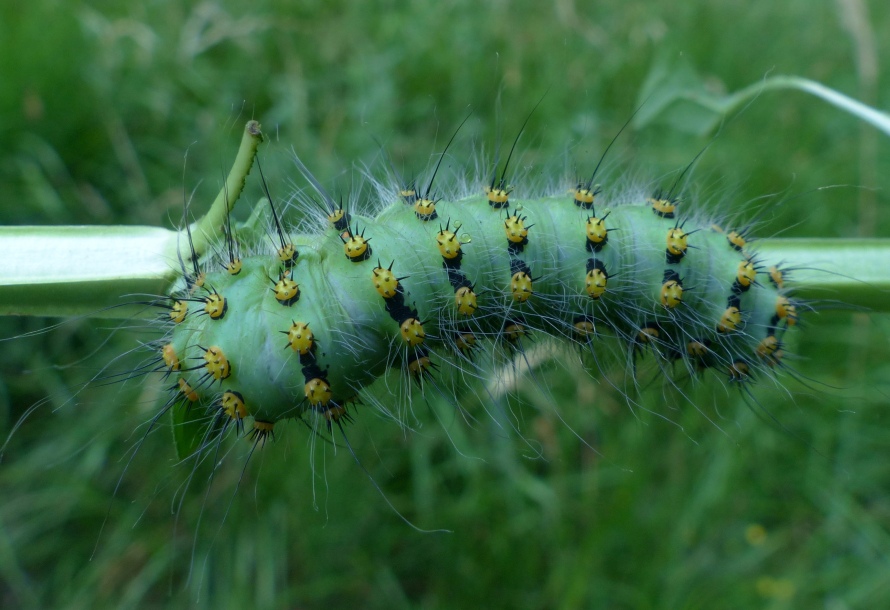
[2,1,890,608]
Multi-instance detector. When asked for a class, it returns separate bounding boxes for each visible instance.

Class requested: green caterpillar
[161,119,798,459]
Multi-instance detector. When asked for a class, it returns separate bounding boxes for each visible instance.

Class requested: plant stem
[0,121,263,318]
[756,238,890,311]
[1,230,887,319]
[189,120,264,256]
[0,225,177,318]
[725,76,890,137]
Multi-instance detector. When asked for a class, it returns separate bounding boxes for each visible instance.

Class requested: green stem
[756,238,890,311]
[189,120,264,256]
[723,76,890,137]
[0,225,177,318]
[1,229,887,318]
[0,121,263,318]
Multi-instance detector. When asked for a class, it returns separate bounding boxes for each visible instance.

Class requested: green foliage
[2,1,889,608]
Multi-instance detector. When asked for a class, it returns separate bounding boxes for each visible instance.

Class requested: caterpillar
[155,117,801,468]
[3,106,886,610]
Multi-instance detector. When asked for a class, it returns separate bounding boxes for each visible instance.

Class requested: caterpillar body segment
[163,191,793,441]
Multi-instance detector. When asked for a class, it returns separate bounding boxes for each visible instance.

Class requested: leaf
[636,55,890,138]
[171,401,207,461]
[634,54,728,136]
